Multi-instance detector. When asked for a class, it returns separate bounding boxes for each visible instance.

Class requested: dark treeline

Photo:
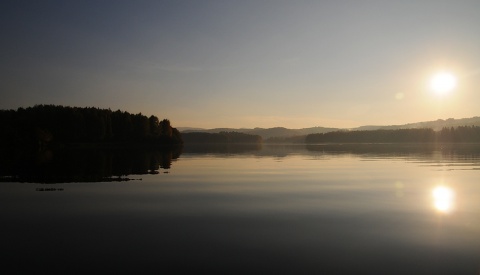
[437,126,480,142]
[265,135,306,144]
[0,105,182,148]
[306,127,480,143]
[181,131,262,144]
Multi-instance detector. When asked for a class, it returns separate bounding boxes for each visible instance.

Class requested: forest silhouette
[0,105,183,149]
[2,105,480,150]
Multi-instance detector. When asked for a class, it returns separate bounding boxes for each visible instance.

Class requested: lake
[1,144,480,274]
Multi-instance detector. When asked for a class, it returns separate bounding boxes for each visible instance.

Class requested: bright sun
[430,72,457,95]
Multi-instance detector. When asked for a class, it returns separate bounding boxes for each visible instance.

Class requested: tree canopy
[0,105,182,148]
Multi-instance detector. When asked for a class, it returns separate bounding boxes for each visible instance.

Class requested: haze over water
[2,144,480,274]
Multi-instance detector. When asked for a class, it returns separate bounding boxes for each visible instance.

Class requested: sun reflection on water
[432,186,455,214]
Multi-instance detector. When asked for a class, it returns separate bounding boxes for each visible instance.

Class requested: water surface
[2,144,480,274]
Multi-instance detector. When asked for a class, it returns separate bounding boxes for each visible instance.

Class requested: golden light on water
[429,72,457,95]
[432,186,455,214]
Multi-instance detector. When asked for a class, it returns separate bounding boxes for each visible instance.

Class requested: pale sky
[1,1,480,129]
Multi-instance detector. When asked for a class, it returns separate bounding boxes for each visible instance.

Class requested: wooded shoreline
[2,105,480,149]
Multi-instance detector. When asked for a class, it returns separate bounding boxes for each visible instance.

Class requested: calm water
[2,144,480,274]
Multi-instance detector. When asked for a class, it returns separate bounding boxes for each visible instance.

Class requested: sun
[430,72,457,95]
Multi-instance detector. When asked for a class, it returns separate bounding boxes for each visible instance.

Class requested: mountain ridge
[180,116,480,139]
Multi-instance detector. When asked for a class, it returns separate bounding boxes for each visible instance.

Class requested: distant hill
[353,117,480,131]
[176,127,206,132]
[245,127,339,139]
[181,126,339,139]
[180,116,480,139]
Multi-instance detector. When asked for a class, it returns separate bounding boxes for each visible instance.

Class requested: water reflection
[0,146,182,183]
[3,143,480,184]
[182,143,262,154]
[394,181,404,198]
[432,185,455,214]
[2,143,480,274]
[306,143,480,162]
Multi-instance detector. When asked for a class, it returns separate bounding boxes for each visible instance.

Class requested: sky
[1,1,480,129]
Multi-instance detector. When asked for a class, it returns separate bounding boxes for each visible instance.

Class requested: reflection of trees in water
[0,146,182,183]
[182,143,262,155]
[182,143,480,161]
[306,144,437,156]
[306,143,480,160]
[3,143,480,183]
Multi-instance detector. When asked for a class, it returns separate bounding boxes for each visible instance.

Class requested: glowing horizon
[1,2,480,129]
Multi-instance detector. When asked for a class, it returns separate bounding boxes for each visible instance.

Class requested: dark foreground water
[2,144,480,274]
